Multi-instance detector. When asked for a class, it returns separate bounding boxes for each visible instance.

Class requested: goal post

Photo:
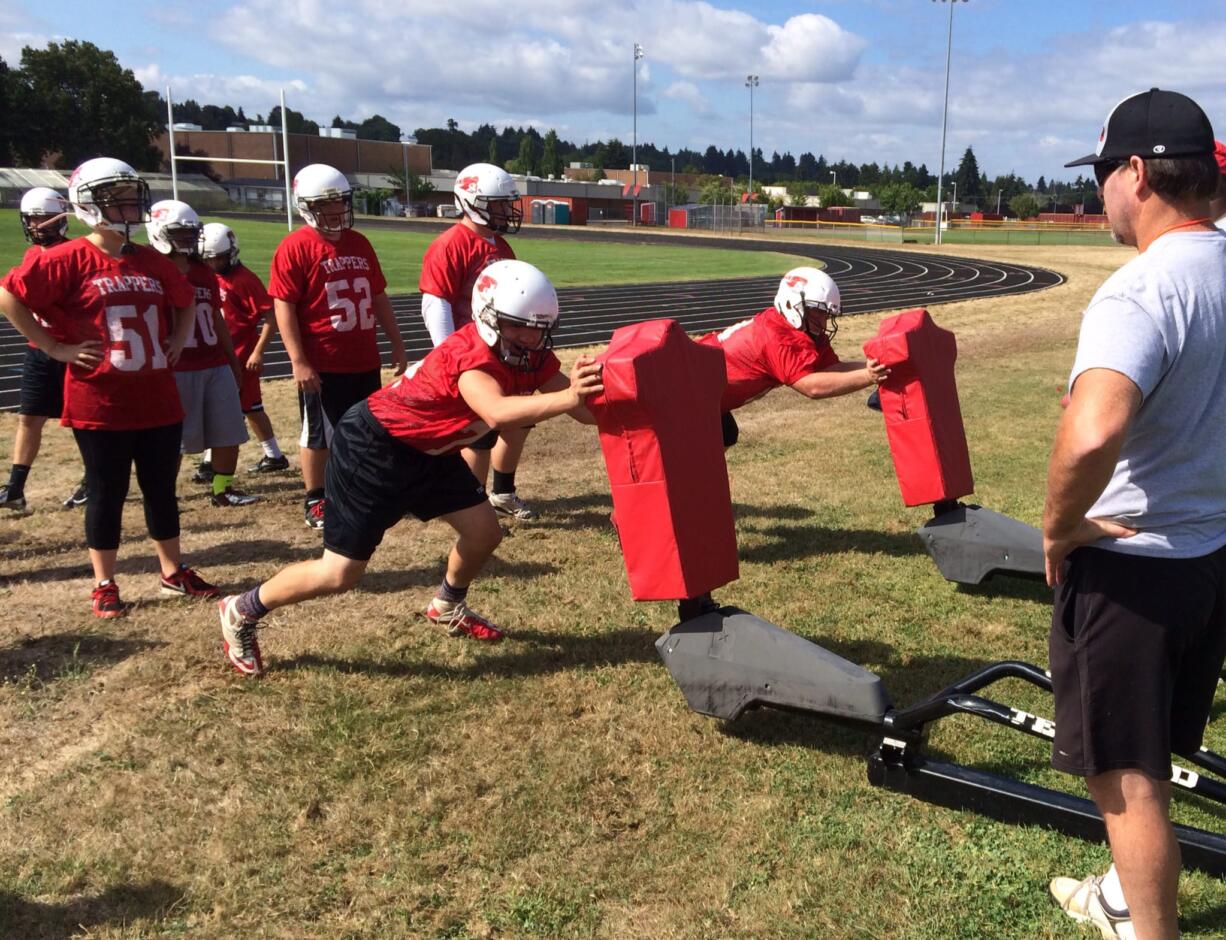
[166,86,295,230]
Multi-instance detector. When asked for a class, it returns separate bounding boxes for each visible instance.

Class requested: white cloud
[663,81,710,116]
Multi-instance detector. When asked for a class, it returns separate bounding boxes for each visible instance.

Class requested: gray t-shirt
[1070,229,1226,557]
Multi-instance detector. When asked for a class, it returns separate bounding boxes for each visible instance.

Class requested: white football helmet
[774,266,841,342]
[454,163,523,234]
[293,163,353,233]
[471,259,559,370]
[146,200,202,256]
[19,187,70,246]
[67,157,150,237]
[198,222,240,269]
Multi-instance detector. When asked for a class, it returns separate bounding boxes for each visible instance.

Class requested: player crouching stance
[699,267,888,447]
[217,260,602,677]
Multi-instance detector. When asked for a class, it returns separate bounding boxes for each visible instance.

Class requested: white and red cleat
[424,598,505,642]
[218,595,265,677]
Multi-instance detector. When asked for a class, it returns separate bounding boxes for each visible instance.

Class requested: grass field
[2,237,1225,938]
[0,210,812,294]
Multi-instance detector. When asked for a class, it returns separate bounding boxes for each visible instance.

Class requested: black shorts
[1049,544,1226,780]
[19,346,66,418]
[721,412,740,448]
[298,369,381,450]
[323,401,489,561]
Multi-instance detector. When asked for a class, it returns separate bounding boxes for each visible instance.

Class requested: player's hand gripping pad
[862,308,973,506]
[588,319,739,600]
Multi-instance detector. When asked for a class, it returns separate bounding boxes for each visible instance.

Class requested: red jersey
[175,260,228,372]
[699,306,840,412]
[366,323,560,455]
[418,223,514,330]
[268,226,387,373]
[15,244,68,345]
[1,239,190,430]
[217,263,272,363]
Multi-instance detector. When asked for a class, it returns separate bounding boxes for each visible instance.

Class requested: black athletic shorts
[19,346,66,418]
[1049,544,1226,780]
[298,369,381,450]
[323,401,489,561]
[721,412,740,449]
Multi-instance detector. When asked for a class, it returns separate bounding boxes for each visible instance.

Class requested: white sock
[1100,864,1129,913]
[261,437,283,459]
[202,448,212,464]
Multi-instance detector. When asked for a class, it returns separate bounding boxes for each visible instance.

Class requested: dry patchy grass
[2,244,1225,938]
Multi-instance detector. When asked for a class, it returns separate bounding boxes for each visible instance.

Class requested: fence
[676,203,769,233]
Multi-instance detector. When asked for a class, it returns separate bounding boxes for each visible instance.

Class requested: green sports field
[0,210,812,293]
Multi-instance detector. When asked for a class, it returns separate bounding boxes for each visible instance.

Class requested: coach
[1042,89,1226,940]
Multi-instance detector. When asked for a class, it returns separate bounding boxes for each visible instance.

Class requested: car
[436,204,460,218]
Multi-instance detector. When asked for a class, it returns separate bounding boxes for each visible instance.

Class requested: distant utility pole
[932,0,968,245]
[745,74,759,213]
[633,42,644,227]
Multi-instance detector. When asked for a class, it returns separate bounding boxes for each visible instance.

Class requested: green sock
[213,473,234,496]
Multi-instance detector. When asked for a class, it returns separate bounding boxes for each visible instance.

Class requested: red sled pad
[588,319,739,601]
[863,308,974,506]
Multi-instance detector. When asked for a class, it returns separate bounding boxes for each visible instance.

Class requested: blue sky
[4,1,1225,183]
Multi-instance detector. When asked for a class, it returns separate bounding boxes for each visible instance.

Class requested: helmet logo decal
[784,275,808,289]
[476,273,497,293]
[458,175,481,193]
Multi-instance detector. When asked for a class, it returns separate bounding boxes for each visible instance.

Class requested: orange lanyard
[1141,217,1214,252]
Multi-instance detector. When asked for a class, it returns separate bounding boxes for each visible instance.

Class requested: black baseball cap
[1065,88,1215,168]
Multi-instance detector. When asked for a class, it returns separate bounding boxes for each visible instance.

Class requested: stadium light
[633,42,644,227]
[746,75,759,209]
[932,0,968,245]
[830,170,837,187]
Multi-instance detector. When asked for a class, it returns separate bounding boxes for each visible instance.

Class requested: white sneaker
[489,491,538,521]
[218,595,265,678]
[1049,875,1137,940]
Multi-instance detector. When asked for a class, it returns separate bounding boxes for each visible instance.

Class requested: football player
[147,201,258,507]
[0,187,86,512]
[270,164,407,529]
[217,260,603,677]
[420,162,538,520]
[198,222,288,474]
[0,158,219,617]
[698,267,889,447]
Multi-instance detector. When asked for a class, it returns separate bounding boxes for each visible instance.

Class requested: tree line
[0,40,1101,214]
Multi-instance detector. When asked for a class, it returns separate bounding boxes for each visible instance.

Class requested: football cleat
[250,454,290,473]
[0,484,28,513]
[424,598,504,642]
[211,487,261,508]
[190,461,215,484]
[218,595,264,677]
[91,580,127,619]
[489,491,538,521]
[63,480,89,509]
[304,497,325,530]
[159,564,220,598]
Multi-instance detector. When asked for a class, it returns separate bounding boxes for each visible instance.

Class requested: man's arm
[371,291,407,374]
[211,304,242,387]
[790,358,888,399]
[421,293,455,346]
[538,370,598,424]
[1042,367,1142,585]
[457,358,603,428]
[274,298,320,394]
[166,304,196,367]
[247,316,276,372]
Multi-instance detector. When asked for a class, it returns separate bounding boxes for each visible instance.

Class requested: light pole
[633,42,644,226]
[671,155,676,216]
[932,0,967,245]
[951,180,958,225]
[830,170,837,188]
[400,134,417,216]
[745,75,759,212]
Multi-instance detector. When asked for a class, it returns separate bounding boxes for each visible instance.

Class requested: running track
[0,228,1062,410]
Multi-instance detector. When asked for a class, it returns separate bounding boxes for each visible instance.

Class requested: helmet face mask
[198,222,240,272]
[69,158,151,245]
[147,200,202,257]
[454,163,523,234]
[20,187,70,246]
[774,266,841,344]
[293,164,354,234]
[471,260,560,371]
